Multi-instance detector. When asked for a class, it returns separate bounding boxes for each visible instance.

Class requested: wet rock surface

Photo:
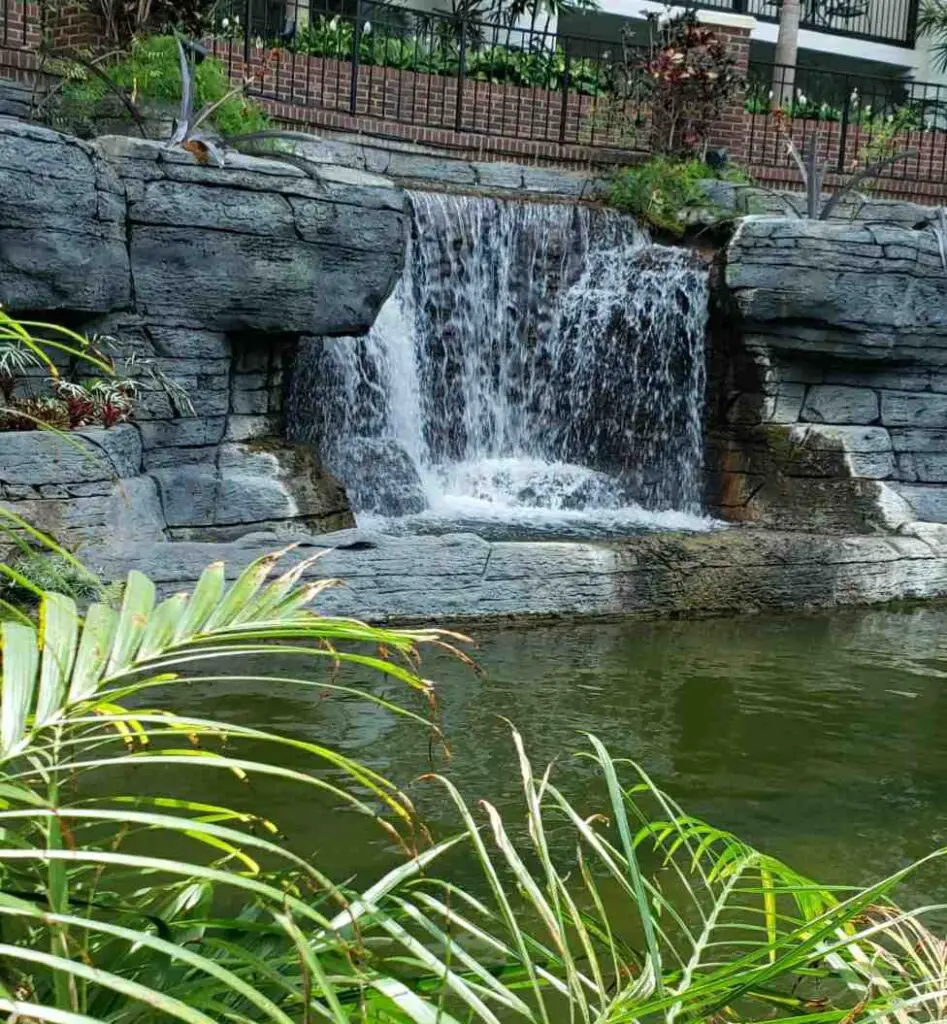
[86,523,947,621]
[0,121,405,546]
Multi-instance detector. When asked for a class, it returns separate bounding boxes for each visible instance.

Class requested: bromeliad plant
[0,526,945,1020]
[0,308,136,432]
[762,111,917,219]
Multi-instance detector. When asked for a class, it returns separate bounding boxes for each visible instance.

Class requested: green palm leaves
[0,548,460,1020]
[0,543,944,1022]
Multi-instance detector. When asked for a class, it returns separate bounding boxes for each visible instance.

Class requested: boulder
[151,440,353,539]
[332,438,427,516]
[725,218,947,365]
[119,148,408,335]
[0,120,129,312]
[0,425,141,486]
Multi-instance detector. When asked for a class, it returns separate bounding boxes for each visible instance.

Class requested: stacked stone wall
[0,121,406,548]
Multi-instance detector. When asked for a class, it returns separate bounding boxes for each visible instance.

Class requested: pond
[168,604,947,906]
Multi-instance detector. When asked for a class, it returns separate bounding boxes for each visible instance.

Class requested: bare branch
[819,148,917,220]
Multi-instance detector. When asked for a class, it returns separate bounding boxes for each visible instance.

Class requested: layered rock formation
[711,217,947,532]
[88,525,947,620]
[5,117,947,621]
[0,119,407,544]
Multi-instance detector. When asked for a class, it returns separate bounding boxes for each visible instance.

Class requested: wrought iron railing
[746,60,947,183]
[698,0,919,47]
[208,0,645,149]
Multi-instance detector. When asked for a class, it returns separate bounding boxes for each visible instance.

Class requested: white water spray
[289,192,712,537]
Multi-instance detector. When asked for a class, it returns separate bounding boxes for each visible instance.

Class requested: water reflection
[167,606,947,904]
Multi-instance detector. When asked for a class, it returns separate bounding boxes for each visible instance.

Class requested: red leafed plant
[621,10,744,158]
[0,308,138,433]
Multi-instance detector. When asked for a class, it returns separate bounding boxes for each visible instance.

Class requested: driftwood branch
[818,148,918,220]
[169,37,194,145]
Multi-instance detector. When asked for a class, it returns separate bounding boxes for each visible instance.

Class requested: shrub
[84,0,217,44]
[0,310,138,433]
[293,15,610,95]
[609,156,746,236]
[617,10,743,157]
[59,34,270,137]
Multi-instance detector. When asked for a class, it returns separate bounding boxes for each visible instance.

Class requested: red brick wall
[0,0,43,49]
[704,22,751,164]
[1,0,101,53]
[48,3,102,50]
[4,8,947,199]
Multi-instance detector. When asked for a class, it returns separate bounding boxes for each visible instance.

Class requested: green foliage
[919,0,947,72]
[609,156,746,236]
[59,34,269,136]
[293,16,610,95]
[0,309,137,432]
[0,552,109,606]
[745,91,928,130]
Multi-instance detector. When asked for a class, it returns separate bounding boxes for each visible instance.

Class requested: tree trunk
[772,0,801,109]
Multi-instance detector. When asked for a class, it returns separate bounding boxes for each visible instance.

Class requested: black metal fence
[746,60,947,183]
[698,0,918,47]
[1,0,36,49]
[207,0,646,149]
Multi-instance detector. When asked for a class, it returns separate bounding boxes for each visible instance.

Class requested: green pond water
[167,605,947,906]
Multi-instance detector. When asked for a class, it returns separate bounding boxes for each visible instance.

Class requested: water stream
[289,192,712,537]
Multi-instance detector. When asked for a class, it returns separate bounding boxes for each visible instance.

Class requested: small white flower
[234,14,240,23]
[363,20,371,32]
[768,88,773,99]
[796,90,806,104]
[330,15,339,28]
[221,16,229,27]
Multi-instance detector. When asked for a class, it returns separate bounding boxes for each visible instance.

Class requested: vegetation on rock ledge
[56,34,270,137]
[609,156,747,236]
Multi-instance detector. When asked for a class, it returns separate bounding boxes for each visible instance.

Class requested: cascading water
[289,191,712,538]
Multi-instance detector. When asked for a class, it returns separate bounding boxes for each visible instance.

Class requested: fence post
[837,87,851,173]
[455,18,467,132]
[350,0,363,116]
[559,50,571,143]
[243,0,251,64]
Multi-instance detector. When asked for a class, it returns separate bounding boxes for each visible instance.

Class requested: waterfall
[289,191,711,538]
